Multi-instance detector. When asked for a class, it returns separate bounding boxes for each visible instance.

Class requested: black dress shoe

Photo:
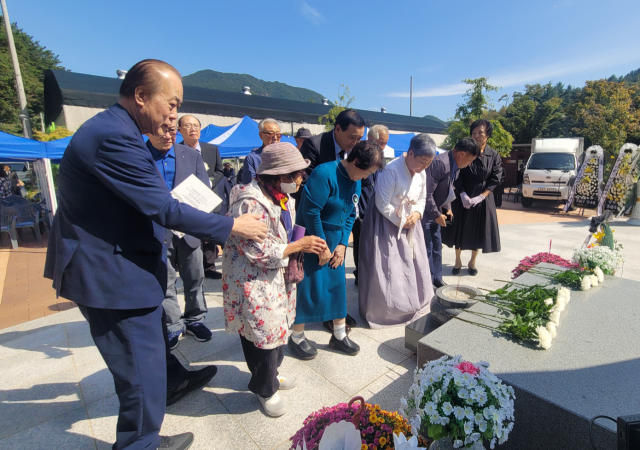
[322,321,351,335]
[433,279,447,288]
[288,336,317,360]
[452,266,461,275]
[345,314,357,328]
[158,432,194,450]
[468,266,478,276]
[204,270,222,280]
[166,365,217,406]
[329,335,360,356]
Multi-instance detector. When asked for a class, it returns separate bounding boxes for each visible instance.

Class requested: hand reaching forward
[231,214,268,243]
[297,236,328,255]
[329,244,347,269]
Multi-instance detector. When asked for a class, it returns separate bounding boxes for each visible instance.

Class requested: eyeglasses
[181,124,200,130]
[260,131,282,138]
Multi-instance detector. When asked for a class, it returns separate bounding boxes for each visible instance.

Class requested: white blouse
[375,154,427,229]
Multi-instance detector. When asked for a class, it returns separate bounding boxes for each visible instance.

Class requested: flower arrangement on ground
[400,356,515,449]
[572,245,623,276]
[290,400,429,450]
[511,253,578,278]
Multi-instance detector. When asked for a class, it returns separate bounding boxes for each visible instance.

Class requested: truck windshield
[527,153,575,171]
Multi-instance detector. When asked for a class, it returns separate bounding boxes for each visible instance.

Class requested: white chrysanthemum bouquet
[400,356,515,449]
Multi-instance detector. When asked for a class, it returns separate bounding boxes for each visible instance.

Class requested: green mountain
[183,69,326,103]
[423,114,449,126]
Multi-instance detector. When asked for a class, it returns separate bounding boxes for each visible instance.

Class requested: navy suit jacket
[44,104,234,310]
[423,151,460,222]
[171,142,212,249]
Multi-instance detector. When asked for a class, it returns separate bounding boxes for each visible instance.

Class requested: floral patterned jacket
[222,181,296,349]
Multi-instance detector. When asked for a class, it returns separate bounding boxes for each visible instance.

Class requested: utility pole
[410,76,413,117]
[1,0,33,139]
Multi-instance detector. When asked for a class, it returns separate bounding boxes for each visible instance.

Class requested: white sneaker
[277,374,297,390]
[257,393,288,417]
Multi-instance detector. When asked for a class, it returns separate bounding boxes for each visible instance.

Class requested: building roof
[44,69,447,134]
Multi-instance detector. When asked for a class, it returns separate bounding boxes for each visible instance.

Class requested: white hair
[258,118,280,132]
[368,124,389,141]
[409,134,437,158]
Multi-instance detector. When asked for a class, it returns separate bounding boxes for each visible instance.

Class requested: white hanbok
[357,154,434,328]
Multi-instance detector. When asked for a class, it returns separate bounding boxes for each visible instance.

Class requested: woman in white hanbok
[358,134,436,328]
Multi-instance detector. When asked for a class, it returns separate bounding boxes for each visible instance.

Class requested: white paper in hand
[170,174,222,238]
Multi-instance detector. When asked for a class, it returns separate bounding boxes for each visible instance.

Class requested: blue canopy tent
[0,131,47,160]
[199,123,230,143]
[208,116,296,158]
[44,136,72,161]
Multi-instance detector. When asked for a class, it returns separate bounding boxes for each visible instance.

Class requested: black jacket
[299,130,337,176]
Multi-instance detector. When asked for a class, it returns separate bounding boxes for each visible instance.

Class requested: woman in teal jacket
[289,141,385,359]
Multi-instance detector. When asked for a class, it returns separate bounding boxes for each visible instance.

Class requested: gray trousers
[163,235,207,333]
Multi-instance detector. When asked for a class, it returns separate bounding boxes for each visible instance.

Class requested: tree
[443,78,514,156]
[571,80,640,156]
[0,16,64,135]
[499,83,563,143]
[319,84,354,131]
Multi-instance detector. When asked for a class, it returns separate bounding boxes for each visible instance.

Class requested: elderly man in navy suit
[44,59,267,450]
[147,125,213,349]
[422,138,479,288]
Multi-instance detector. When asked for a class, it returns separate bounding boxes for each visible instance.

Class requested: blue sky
[6,0,640,121]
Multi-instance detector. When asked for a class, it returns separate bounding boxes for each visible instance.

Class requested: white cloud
[386,51,640,98]
[300,2,323,25]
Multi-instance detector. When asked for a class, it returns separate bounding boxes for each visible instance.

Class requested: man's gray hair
[368,124,389,141]
[258,118,280,132]
[409,134,437,157]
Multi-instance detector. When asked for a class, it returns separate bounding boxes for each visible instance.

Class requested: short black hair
[453,137,480,156]
[334,109,365,132]
[178,115,201,127]
[470,119,493,138]
[347,140,386,171]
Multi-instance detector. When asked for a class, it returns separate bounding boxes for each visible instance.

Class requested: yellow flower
[361,445,367,450]
[379,437,387,445]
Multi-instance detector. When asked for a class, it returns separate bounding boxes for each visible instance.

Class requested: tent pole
[34,158,57,224]
[1,0,33,139]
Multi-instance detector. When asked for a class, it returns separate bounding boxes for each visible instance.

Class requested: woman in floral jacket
[223,142,327,418]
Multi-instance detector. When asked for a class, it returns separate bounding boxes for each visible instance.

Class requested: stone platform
[416,263,639,450]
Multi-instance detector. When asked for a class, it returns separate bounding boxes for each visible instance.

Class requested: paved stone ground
[0,210,638,450]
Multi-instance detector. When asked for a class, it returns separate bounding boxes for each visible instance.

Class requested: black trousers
[78,305,189,450]
[239,334,285,398]
[352,217,362,279]
[202,238,219,275]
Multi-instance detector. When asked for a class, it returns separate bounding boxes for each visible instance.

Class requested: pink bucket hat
[257,142,310,175]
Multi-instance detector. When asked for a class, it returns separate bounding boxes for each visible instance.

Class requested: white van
[521,138,584,208]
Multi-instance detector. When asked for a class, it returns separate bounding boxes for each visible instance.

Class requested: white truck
[521,137,584,208]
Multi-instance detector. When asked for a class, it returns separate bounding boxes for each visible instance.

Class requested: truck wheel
[521,197,534,208]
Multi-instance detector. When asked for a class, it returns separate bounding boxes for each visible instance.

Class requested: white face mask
[280,181,298,194]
